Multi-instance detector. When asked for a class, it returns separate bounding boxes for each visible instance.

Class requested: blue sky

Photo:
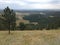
[0,0,60,10]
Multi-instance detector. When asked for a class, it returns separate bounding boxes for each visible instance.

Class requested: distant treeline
[23,12,60,30]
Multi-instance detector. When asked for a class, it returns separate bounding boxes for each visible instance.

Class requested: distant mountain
[0,9,60,12]
[0,9,60,16]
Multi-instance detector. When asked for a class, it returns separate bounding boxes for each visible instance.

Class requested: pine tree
[2,7,16,34]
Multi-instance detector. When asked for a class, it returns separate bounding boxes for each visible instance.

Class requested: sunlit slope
[0,30,60,45]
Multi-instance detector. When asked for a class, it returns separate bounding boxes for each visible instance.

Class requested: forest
[0,7,60,31]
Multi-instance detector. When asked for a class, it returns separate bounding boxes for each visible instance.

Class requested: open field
[0,30,60,45]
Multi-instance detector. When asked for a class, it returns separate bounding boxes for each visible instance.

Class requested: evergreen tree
[19,22,25,30]
[2,7,16,34]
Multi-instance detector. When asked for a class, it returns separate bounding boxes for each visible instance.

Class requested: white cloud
[24,4,60,9]
[24,0,52,3]
[0,0,60,9]
[0,0,27,5]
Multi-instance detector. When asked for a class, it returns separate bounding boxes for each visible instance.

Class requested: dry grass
[0,30,60,45]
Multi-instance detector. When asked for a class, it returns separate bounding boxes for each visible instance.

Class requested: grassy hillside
[0,30,60,45]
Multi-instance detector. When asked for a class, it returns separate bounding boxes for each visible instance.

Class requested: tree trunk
[9,22,10,34]
[9,29,10,34]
